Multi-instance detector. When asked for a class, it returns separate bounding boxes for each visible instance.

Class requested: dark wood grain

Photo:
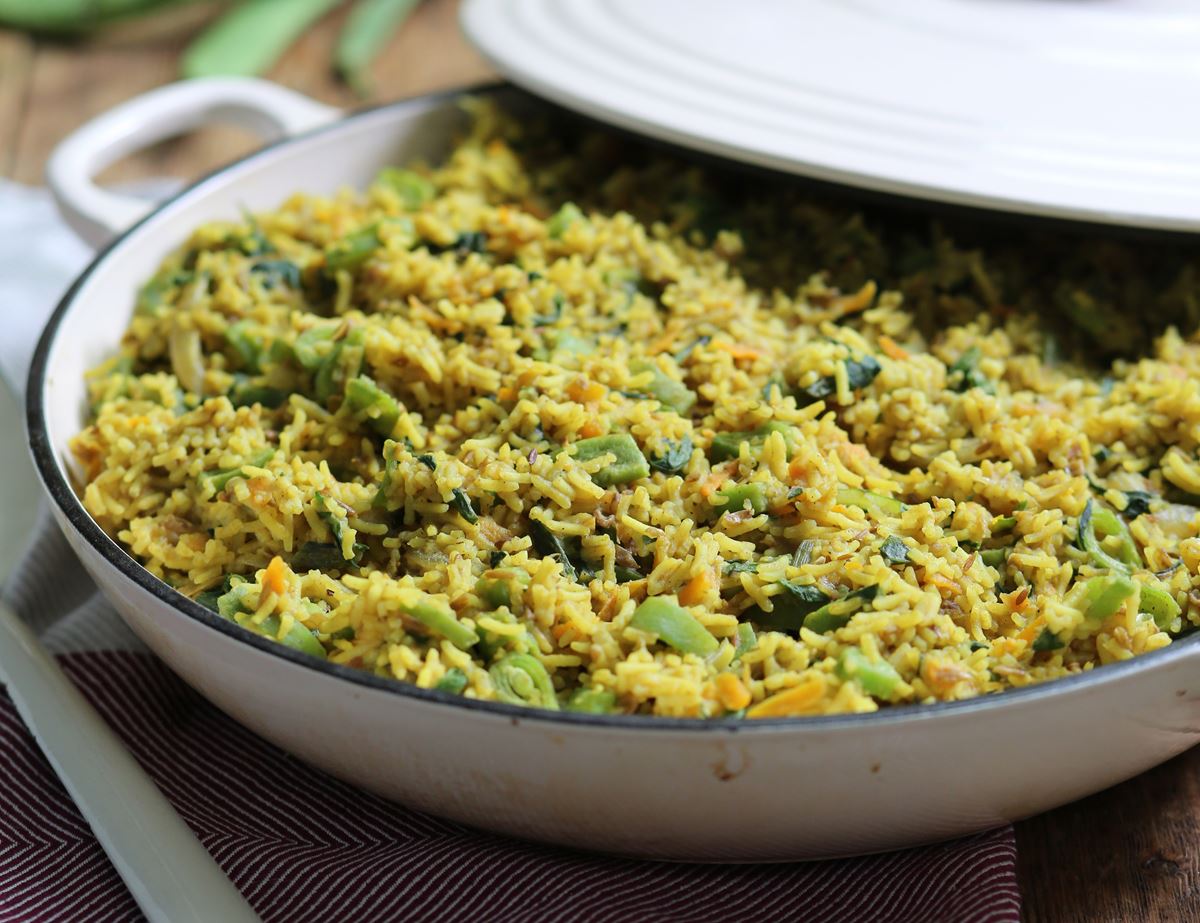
[1017,745,1200,922]
[2,6,1198,919]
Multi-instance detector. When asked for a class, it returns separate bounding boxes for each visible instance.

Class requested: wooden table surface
[2,3,1197,920]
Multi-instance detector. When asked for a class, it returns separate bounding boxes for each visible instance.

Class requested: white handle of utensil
[0,600,260,923]
[47,77,341,248]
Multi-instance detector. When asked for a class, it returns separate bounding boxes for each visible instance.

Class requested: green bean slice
[490,654,559,709]
[630,596,718,656]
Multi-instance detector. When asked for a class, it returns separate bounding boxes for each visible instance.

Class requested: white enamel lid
[461,0,1200,230]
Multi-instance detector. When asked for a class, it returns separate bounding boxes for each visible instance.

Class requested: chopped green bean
[629,359,696,414]
[630,596,719,656]
[566,687,617,714]
[803,586,878,634]
[374,166,435,208]
[224,320,261,372]
[476,569,531,610]
[1081,574,1138,621]
[981,548,1009,569]
[200,448,274,491]
[546,202,584,239]
[572,433,649,487]
[733,622,757,659]
[400,594,478,649]
[294,324,338,370]
[991,515,1016,533]
[434,667,469,695]
[490,654,559,709]
[838,487,906,517]
[837,648,902,699]
[714,482,767,517]
[345,375,401,437]
[1138,581,1181,630]
[1078,498,1141,573]
[325,224,382,273]
[709,421,795,462]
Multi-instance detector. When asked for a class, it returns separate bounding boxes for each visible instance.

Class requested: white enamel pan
[29,77,1200,861]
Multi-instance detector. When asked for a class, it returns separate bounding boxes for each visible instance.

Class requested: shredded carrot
[714,341,766,362]
[928,573,959,596]
[678,572,711,607]
[830,280,877,316]
[878,335,910,361]
[566,379,606,403]
[788,458,808,480]
[497,386,517,402]
[715,673,752,711]
[699,468,730,498]
[579,419,604,438]
[747,675,826,718]
[264,556,288,597]
[1017,613,1043,645]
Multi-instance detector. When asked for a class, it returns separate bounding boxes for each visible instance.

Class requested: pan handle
[47,78,341,248]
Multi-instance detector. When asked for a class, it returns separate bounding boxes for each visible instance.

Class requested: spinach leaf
[531,520,580,582]
[947,347,995,394]
[250,259,301,289]
[881,535,910,565]
[450,488,479,524]
[649,436,693,475]
[1032,628,1065,652]
[794,355,882,405]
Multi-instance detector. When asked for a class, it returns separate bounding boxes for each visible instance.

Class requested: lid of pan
[461,0,1200,231]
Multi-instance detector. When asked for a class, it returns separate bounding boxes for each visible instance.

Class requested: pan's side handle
[47,78,342,248]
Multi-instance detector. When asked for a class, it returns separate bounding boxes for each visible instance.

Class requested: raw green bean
[336,0,421,94]
[630,596,719,656]
[571,433,649,487]
[836,648,902,699]
[490,654,559,709]
[0,0,180,32]
[181,0,341,78]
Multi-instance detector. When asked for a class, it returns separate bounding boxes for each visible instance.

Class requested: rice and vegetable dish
[72,100,1200,718]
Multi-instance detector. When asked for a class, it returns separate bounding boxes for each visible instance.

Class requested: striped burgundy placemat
[0,650,1021,923]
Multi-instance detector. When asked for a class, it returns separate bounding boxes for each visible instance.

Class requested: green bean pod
[182,0,342,78]
[1138,581,1181,630]
[630,596,719,656]
[490,654,559,709]
[336,0,422,94]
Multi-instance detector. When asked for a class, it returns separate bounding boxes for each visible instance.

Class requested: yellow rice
[71,99,1200,718]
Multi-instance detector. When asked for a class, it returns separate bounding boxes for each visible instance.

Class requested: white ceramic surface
[30,77,1200,861]
[461,0,1200,231]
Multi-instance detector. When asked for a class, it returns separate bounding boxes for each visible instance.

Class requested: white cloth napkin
[1,179,147,653]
